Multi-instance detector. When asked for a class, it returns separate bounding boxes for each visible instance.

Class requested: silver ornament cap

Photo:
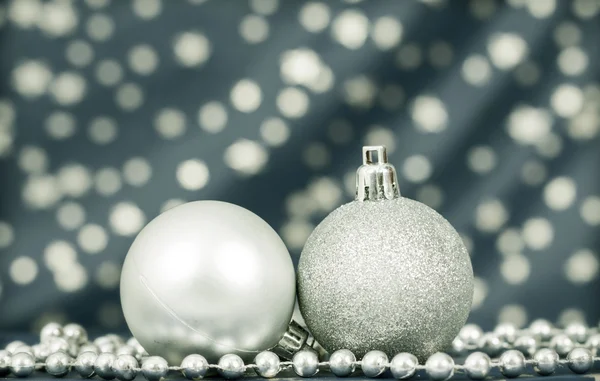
[297,146,474,361]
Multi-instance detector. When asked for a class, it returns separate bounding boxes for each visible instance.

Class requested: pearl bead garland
[2,321,600,379]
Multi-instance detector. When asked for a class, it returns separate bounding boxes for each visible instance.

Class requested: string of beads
[1,320,599,379]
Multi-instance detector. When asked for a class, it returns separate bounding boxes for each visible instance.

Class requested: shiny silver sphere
[529,319,553,341]
[328,349,356,377]
[565,322,588,343]
[78,344,99,356]
[10,352,35,378]
[95,353,117,380]
[463,352,491,380]
[292,350,319,377]
[120,201,296,364]
[459,324,483,346]
[48,337,70,355]
[141,356,169,381]
[5,341,26,354]
[75,351,97,378]
[217,354,245,380]
[499,350,525,378]
[361,350,388,378]
[477,333,502,357]
[116,346,136,357]
[113,354,138,381]
[253,351,280,378]
[32,343,51,362]
[425,352,454,381]
[389,353,418,380]
[550,334,575,356]
[298,198,473,360]
[450,337,466,355]
[514,335,537,356]
[46,351,71,377]
[40,323,63,343]
[181,354,209,380]
[63,323,88,345]
[0,350,11,376]
[585,333,600,350]
[494,323,517,343]
[567,348,593,374]
[12,346,33,356]
[533,348,559,375]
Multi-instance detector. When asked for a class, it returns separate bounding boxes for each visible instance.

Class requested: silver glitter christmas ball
[298,147,473,361]
[120,200,296,364]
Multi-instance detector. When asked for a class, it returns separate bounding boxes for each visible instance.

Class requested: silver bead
[585,333,600,352]
[463,352,491,380]
[425,352,454,381]
[142,356,169,381]
[499,350,525,378]
[217,354,245,380]
[181,354,209,380]
[450,337,466,355]
[79,344,99,355]
[32,343,51,362]
[116,346,137,357]
[5,341,26,354]
[292,350,319,378]
[41,322,63,343]
[529,319,553,341]
[13,346,33,356]
[328,349,356,377]
[95,352,117,380]
[567,348,593,374]
[10,352,35,377]
[565,322,588,343]
[113,354,138,381]
[458,324,483,346]
[477,333,503,357]
[389,353,418,380]
[494,323,517,343]
[550,334,575,356]
[361,350,388,378]
[74,351,97,378]
[514,335,537,356]
[94,336,120,354]
[63,323,88,346]
[254,351,280,378]
[533,348,559,375]
[0,350,11,376]
[48,337,70,354]
[46,351,72,377]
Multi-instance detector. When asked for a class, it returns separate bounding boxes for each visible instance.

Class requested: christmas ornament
[297,146,474,360]
[120,200,297,364]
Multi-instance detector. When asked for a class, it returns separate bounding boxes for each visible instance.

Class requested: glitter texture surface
[297,198,474,361]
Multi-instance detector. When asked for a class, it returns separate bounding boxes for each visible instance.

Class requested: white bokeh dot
[85,0,110,9]
[572,0,600,19]
[239,14,269,44]
[535,132,562,159]
[132,0,162,20]
[580,196,600,226]
[343,76,376,109]
[429,41,454,68]
[115,83,144,111]
[128,44,159,75]
[154,108,186,139]
[506,105,552,144]
[56,201,86,231]
[160,198,186,213]
[496,228,524,255]
[88,116,118,145]
[501,255,531,285]
[260,117,290,147]
[176,159,210,190]
[522,217,554,250]
[277,87,310,119]
[198,101,228,133]
[299,2,330,33]
[411,95,448,133]
[558,47,588,76]
[471,277,488,310]
[280,220,314,250]
[224,140,269,175]
[38,1,78,37]
[498,304,528,328]
[54,263,88,292]
[303,142,330,170]
[469,0,497,20]
[12,60,52,98]
[250,0,279,15]
[475,199,509,233]
[10,256,38,285]
[95,59,123,87]
[558,308,587,326]
[7,0,42,29]
[230,79,262,113]
[364,126,396,153]
[521,160,547,186]
[173,31,211,67]
[109,202,146,236]
[96,261,121,289]
[22,175,62,209]
[554,21,581,48]
[462,55,492,86]
[467,145,496,174]
[18,145,48,174]
[550,84,584,118]
[514,61,541,87]
[526,0,556,18]
[77,224,108,254]
[396,43,423,70]
[66,40,94,68]
[416,184,444,209]
[57,164,92,198]
[307,177,343,212]
[371,16,402,50]
[565,249,598,284]
[331,9,369,50]
[86,13,114,41]
[94,167,122,196]
[0,221,14,249]
[50,72,87,106]
[568,107,599,140]
[543,176,576,210]
[122,157,152,187]
[487,33,528,70]
[44,240,77,271]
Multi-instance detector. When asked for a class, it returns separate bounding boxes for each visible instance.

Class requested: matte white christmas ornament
[297,146,474,361]
[120,200,297,364]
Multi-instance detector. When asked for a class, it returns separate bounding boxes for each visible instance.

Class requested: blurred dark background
[0,0,599,334]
